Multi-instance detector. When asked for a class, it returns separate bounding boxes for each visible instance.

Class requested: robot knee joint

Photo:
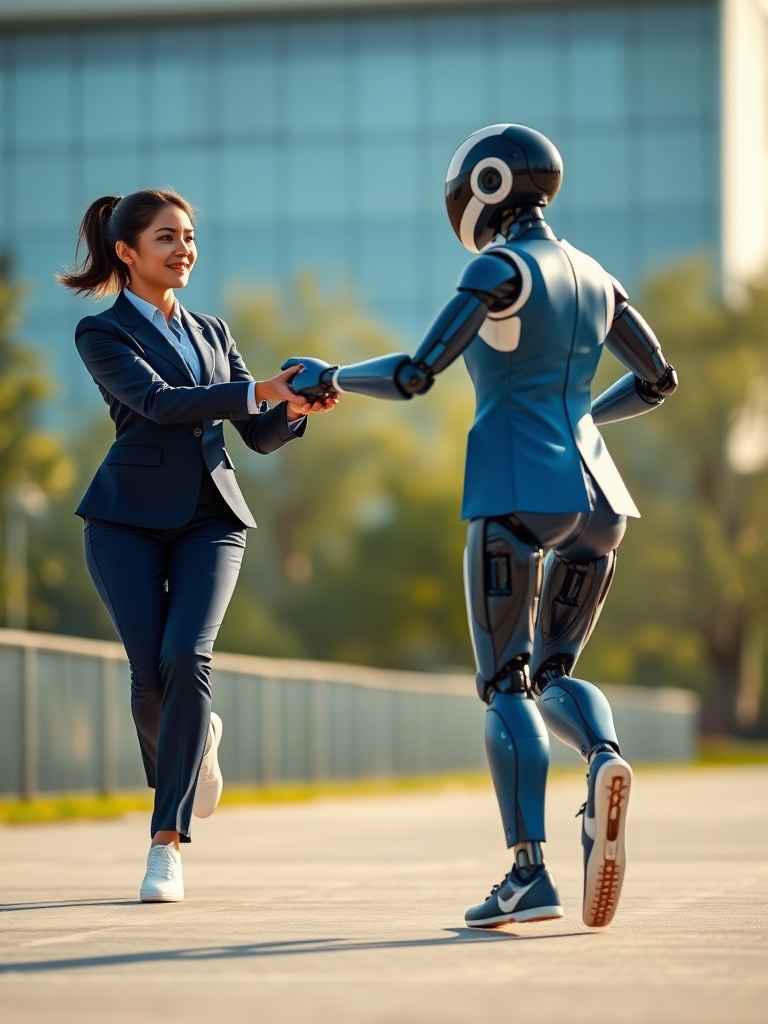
[479,656,531,704]
[531,655,571,697]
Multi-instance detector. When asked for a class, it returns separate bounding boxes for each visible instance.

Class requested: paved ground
[1,765,767,1024]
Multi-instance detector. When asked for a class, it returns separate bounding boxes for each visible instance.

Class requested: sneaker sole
[193,712,224,819]
[140,890,184,903]
[465,905,564,928]
[583,758,632,928]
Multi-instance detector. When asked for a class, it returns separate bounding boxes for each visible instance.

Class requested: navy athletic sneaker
[465,867,563,927]
[579,748,632,928]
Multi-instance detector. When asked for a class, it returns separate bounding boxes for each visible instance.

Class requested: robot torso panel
[459,235,639,521]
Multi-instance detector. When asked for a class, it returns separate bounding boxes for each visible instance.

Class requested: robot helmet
[445,124,563,253]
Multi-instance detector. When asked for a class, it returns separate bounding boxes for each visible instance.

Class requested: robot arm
[285,250,521,402]
[591,281,678,425]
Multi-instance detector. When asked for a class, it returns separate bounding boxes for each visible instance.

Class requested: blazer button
[193,427,202,437]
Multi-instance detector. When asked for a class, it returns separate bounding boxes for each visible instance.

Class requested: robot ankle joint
[513,841,544,880]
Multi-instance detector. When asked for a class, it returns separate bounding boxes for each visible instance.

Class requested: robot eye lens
[479,168,502,193]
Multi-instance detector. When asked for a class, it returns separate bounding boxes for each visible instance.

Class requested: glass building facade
[0,1,721,422]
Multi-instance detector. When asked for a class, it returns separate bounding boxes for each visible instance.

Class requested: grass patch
[0,771,492,826]
[2,742,767,826]
[0,792,153,826]
[696,736,768,765]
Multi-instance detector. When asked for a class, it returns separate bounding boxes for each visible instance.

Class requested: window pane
[354,216,419,305]
[639,207,718,273]
[285,139,347,220]
[636,125,713,209]
[12,152,73,229]
[16,229,78,317]
[354,137,420,218]
[566,128,632,209]
[11,35,73,148]
[423,17,488,132]
[285,20,349,134]
[214,24,277,140]
[145,28,213,143]
[565,9,628,127]
[491,12,561,127]
[80,30,144,146]
[145,144,211,211]
[284,220,349,293]
[352,19,419,133]
[566,210,637,290]
[214,225,278,294]
[630,4,711,122]
[416,136,456,225]
[214,143,278,225]
[72,148,144,214]
[423,216,469,307]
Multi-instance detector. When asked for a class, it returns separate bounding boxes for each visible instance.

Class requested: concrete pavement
[1,765,767,1023]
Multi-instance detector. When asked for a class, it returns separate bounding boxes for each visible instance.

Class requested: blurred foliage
[579,257,768,735]
[0,258,75,628]
[0,259,74,498]
[10,259,768,736]
[216,275,473,671]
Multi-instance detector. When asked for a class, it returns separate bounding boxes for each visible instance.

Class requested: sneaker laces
[147,845,179,879]
[487,874,510,901]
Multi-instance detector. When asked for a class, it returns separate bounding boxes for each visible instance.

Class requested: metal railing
[0,629,700,799]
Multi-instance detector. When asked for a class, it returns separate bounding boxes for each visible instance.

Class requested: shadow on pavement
[0,900,137,913]
[1,927,588,973]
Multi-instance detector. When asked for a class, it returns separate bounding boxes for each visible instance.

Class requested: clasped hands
[258,358,339,421]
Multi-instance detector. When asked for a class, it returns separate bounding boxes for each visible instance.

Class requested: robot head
[445,124,563,253]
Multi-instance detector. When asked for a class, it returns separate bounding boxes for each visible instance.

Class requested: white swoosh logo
[496,878,537,914]
[583,813,596,840]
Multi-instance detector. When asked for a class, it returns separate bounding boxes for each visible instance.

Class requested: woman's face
[121,204,197,293]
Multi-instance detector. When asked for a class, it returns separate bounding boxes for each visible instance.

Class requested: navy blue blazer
[75,291,304,529]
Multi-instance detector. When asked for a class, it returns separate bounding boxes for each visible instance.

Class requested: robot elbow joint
[397,361,433,397]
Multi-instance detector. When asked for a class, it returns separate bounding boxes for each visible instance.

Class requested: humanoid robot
[285,124,677,928]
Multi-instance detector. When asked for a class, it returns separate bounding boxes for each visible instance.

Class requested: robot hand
[281,357,339,403]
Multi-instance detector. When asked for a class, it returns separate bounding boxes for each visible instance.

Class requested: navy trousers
[83,474,246,842]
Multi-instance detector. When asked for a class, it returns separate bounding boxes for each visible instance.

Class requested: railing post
[22,645,38,801]
[100,657,117,795]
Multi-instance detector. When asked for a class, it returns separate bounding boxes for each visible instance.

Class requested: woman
[58,189,336,903]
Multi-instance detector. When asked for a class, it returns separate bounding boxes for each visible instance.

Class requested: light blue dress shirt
[124,288,201,383]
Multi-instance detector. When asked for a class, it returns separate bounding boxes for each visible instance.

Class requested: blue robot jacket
[459,237,639,521]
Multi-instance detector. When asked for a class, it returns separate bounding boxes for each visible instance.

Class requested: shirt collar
[123,288,183,330]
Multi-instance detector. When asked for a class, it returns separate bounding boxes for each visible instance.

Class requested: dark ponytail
[57,188,195,299]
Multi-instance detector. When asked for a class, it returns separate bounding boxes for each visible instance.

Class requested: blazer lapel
[112,292,197,384]
[180,309,216,386]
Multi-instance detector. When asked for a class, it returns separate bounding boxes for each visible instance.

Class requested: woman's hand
[256,364,339,420]
[255,364,305,405]
[285,392,340,421]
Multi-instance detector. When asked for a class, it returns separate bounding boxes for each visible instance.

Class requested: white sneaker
[193,711,223,818]
[139,843,184,903]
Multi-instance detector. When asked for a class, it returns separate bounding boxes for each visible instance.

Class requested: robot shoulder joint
[457,249,524,308]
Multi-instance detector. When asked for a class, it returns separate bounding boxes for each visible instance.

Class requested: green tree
[217,275,474,671]
[581,258,768,735]
[0,258,75,629]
